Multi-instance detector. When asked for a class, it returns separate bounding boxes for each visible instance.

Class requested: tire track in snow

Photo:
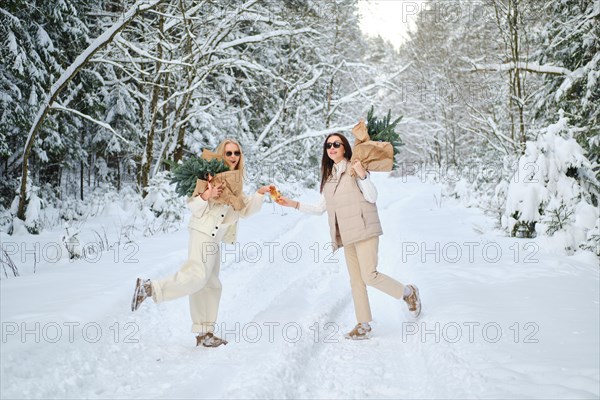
[93,207,337,398]
[220,179,465,398]
[282,178,489,399]
[220,262,353,398]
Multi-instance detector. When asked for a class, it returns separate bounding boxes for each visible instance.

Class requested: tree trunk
[508,0,526,153]
[325,5,340,129]
[173,5,195,163]
[141,14,164,197]
[116,156,121,192]
[173,92,193,162]
[80,127,84,201]
[159,73,170,171]
[80,160,84,201]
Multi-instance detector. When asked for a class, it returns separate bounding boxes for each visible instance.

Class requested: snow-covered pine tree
[532,0,600,181]
[143,171,185,235]
[102,79,141,191]
[503,113,599,253]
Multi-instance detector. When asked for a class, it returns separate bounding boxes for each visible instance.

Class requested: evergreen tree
[532,0,600,179]
[0,0,92,206]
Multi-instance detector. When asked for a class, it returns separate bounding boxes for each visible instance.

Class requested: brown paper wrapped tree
[169,149,245,211]
[192,149,245,211]
[350,107,403,175]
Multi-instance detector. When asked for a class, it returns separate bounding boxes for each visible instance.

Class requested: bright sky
[358,0,424,48]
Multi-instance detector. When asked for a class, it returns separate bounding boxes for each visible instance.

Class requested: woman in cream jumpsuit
[132,139,270,347]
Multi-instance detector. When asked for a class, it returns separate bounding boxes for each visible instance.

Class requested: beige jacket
[187,192,264,244]
[323,161,383,250]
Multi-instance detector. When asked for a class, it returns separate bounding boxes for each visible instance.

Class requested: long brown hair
[319,133,353,193]
[215,138,245,172]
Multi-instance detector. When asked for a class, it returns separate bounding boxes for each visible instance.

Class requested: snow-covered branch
[156,57,279,109]
[0,7,21,24]
[253,69,323,149]
[465,61,571,76]
[115,34,194,67]
[260,124,356,159]
[218,28,319,51]
[309,64,412,116]
[50,103,129,144]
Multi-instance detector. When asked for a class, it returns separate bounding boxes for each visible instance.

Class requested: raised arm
[356,174,377,203]
[352,160,377,203]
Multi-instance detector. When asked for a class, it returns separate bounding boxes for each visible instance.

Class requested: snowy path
[1,176,598,399]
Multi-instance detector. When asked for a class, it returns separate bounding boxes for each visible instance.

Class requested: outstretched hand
[257,185,271,195]
[276,196,297,208]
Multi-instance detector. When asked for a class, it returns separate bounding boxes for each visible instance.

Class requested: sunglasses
[225,151,241,157]
[325,141,343,149]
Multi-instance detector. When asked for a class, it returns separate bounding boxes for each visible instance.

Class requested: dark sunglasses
[225,151,241,157]
[325,141,343,149]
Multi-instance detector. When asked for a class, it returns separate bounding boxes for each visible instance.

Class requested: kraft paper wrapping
[191,149,245,211]
[349,119,394,175]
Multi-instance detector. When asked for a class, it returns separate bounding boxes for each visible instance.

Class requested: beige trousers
[343,236,405,323]
[151,229,222,334]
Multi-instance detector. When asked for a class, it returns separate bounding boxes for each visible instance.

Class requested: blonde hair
[215,138,245,172]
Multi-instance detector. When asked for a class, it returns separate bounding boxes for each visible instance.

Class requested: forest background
[1,0,598,256]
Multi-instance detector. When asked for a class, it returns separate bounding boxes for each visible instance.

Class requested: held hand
[200,175,224,200]
[207,183,224,199]
[257,185,271,195]
[351,160,367,179]
[276,196,296,208]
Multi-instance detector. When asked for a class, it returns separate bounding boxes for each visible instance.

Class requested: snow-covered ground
[1,175,598,399]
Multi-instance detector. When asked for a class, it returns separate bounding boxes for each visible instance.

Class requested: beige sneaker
[196,332,228,348]
[344,323,372,340]
[403,284,422,318]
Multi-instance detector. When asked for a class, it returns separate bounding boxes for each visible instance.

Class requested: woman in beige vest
[131,139,271,347]
[277,133,421,340]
